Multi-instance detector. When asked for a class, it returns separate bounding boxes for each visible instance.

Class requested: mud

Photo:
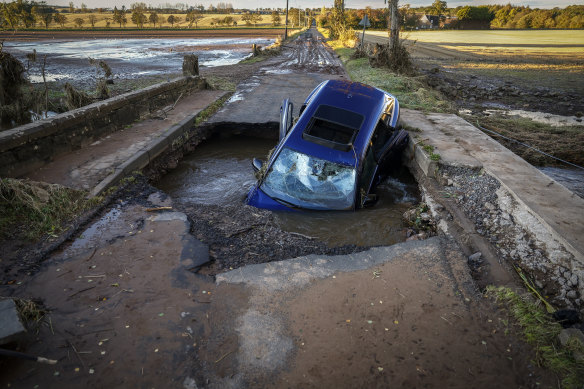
[3,37,275,91]
[0,27,566,389]
[156,135,420,248]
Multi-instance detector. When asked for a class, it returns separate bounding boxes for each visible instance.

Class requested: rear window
[303,105,364,151]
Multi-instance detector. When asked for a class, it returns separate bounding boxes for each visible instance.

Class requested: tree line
[318,2,584,30]
[2,0,583,31]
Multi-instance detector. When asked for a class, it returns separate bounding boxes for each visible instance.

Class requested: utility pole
[284,0,289,39]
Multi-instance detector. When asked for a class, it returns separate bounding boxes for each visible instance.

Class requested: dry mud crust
[182,203,366,274]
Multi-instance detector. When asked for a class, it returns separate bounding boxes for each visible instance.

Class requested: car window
[302,105,364,151]
[371,119,393,162]
[261,147,356,210]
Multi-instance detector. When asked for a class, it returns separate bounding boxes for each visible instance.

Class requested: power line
[470,119,584,171]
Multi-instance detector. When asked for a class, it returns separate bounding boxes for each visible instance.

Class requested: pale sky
[44,0,579,10]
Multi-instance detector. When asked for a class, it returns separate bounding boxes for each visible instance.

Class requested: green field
[367,29,584,56]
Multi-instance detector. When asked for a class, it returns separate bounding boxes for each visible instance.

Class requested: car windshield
[261,147,356,210]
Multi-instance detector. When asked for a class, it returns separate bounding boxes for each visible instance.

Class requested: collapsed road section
[1,26,583,389]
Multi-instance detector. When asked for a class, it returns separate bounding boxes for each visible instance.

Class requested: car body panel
[246,79,406,212]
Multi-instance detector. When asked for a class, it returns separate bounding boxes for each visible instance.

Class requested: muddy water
[156,135,420,247]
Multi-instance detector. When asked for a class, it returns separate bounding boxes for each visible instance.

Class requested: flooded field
[3,37,274,88]
[156,135,419,247]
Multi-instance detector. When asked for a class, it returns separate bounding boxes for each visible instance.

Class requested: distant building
[418,14,440,29]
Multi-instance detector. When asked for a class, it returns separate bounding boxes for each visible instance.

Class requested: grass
[194,92,232,126]
[368,30,584,51]
[325,33,451,113]
[466,113,584,167]
[205,75,236,91]
[341,55,452,112]
[0,178,102,240]
[487,286,584,389]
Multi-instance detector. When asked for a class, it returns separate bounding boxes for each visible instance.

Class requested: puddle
[226,76,260,103]
[156,134,420,247]
[58,204,146,259]
[539,166,584,199]
[3,37,275,87]
[484,108,583,127]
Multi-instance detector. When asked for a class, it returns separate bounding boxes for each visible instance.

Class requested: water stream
[156,134,420,247]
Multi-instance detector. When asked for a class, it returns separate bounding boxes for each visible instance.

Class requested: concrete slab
[24,89,227,191]
[0,299,25,345]
[196,236,553,387]
[209,72,345,124]
[402,108,584,264]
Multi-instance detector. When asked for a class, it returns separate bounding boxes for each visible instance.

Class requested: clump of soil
[182,203,366,275]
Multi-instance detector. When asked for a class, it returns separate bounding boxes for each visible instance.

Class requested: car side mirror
[362,193,378,208]
[252,158,264,173]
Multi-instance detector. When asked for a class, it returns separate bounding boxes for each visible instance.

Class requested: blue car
[246,79,409,211]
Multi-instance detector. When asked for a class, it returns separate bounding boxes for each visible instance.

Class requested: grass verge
[194,92,233,126]
[487,286,584,389]
[466,113,584,167]
[0,179,102,241]
[326,38,452,113]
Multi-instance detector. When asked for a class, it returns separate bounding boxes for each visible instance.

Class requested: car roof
[283,79,394,167]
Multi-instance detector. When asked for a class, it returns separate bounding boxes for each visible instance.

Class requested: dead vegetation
[64,82,92,110]
[471,114,584,167]
[368,41,415,76]
[11,297,48,333]
[0,42,32,128]
[0,178,101,240]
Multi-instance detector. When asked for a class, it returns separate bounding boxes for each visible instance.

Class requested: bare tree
[88,14,97,27]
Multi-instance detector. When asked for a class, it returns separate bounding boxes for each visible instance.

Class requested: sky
[43,0,579,10]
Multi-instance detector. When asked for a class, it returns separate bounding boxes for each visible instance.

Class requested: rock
[403,209,417,223]
[570,274,579,287]
[420,212,431,222]
[468,252,483,265]
[567,290,578,299]
[0,299,26,345]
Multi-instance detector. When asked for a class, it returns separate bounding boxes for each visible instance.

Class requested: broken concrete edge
[492,172,583,264]
[89,91,232,197]
[216,236,476,300]
[403,120,584,308]
[0,299,26,345]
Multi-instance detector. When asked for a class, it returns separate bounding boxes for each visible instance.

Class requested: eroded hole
[155,133,421,273]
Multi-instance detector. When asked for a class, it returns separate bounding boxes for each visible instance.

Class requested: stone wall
[0,76,208,178]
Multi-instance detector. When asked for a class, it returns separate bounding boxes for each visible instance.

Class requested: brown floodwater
[156,134,420,247]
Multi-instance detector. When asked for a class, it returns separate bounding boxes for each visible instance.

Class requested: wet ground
[0,27,567,389]
[156,135,419,247]
[3,37,275,90]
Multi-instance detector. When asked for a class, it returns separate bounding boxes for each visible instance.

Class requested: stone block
[0,299,26,345]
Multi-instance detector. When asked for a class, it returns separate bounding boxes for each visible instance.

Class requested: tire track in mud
[276,28,345,74]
